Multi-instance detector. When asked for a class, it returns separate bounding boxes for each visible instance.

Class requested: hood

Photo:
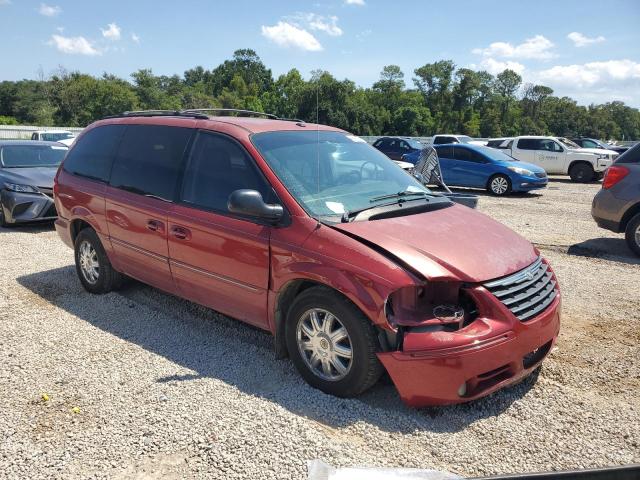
[497,160,546,173]
[394,160,414,170]
[0,166,58,189]
[332,204,537,283]
[569,147,616,156]
[56,138,75,147]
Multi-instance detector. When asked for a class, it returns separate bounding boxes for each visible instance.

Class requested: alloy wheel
[635,224,640,248]
[296,308,353,381]
[79,240,100,284]
[491,177,509,195]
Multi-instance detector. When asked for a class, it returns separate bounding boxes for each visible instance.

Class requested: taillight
[602,165,629,189]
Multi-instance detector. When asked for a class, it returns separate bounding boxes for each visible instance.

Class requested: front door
[535,139,563,174]
[168,131,273,328]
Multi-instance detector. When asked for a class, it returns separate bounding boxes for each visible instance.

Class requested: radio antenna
[316,80,320,195]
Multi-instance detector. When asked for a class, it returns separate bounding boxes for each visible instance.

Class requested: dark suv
[592,143,640,256]
[372,137,423,160]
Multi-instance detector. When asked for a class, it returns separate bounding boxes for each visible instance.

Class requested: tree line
[1,49,639,140]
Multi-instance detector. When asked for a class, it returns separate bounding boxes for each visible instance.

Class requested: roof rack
[104,110,209,120]
[181,108,279,119]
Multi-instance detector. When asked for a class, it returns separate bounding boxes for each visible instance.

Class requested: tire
[488,174,511,196]
[569,162,595,182]
[285,286,384,398]
[624,213,640,257]
[74,228,123,294]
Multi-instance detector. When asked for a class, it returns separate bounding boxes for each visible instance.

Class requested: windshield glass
[405,138,423,149]
[0,144,68,167]
[458,136,474,143]
[559,137,580,149]
[41,132,74,141]
[252,131,432,220]
[475,146,517,162]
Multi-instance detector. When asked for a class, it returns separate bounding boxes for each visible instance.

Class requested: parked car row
[30,129,77,146]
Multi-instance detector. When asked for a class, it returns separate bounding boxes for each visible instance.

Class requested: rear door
[167,130,273,329]
[105,124,193,294]
[513,138,537,163]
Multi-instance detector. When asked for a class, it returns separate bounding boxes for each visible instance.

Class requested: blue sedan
[401,143,548,195]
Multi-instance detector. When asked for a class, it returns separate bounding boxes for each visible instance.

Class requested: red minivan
[54,111,560,406]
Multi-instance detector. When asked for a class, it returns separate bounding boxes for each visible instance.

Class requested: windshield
[558,137,581,149]
[252,131,432,220]
[458,136,474,143]
[475,146,518,162]
[0,144,67,167]
[405,138,423,149]
[41,132,74,141]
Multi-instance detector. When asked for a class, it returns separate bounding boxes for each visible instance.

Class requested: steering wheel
[360,161,383,180]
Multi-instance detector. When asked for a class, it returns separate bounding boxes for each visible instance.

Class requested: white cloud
[307,14,342,36]
[48,34,101,55]
[0,0,12,5]
[473,58,525,75]
[101,23,121,41]
[345,0,365,4]
[261,21,323,51]
[131,33,140,44]
[38,3,61,16]
[536,59,640,106]
[56,26,64,32]
[472,35,556,60]
[567,32,605,47]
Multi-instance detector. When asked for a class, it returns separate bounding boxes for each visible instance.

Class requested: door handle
[170,225,191,241]
[146,219,164,233]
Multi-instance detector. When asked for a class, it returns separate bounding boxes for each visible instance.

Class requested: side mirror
[228,189,284,222]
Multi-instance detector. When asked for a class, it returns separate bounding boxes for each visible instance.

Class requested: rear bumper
[0,189,57,224]
[378,293,561,407]
[54,216,74,248]
[591,189,624,233]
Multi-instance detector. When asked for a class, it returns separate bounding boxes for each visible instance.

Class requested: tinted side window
[540,139,562,152]
[63,125,126,182]
[516,138,539,150]
[180,132,271,214]
[433,136,454,145]
[617,144,640,164]
[373,139,383,147]
[110,125,192,200]
[454,147,485,163]
[434,146,454,159]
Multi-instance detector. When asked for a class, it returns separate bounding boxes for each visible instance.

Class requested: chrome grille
[483,257,558,322]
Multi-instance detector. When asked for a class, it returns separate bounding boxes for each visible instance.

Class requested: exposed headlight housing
[385,283,478,332]
[507,166,534,176]
[4,183,39,193]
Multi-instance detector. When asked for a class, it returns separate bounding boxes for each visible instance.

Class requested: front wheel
[74,228,123,294]
[625,213,640,257]
[285,286,384,398]
[488,175,511,196]
[569,162,595,182]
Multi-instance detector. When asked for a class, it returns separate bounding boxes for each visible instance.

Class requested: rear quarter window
[63,125,126,182]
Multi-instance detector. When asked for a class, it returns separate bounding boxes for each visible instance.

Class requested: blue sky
[1,0,639,106]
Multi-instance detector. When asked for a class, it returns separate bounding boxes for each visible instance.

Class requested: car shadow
[567,237,639,266]
[547,176,601,185]
[0,221,55,234]
[17,265,540,434]
[447,186,544,200]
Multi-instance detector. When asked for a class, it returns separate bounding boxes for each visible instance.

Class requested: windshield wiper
[369,190,430,203]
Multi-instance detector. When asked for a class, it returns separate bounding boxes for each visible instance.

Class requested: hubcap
[79,241,100,284]
[635,224,640,247]
[296,308,353,381]
[492,177,508,194]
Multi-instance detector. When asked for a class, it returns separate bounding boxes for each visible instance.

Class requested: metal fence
[0,125,85,140]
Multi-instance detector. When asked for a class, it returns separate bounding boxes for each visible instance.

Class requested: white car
[430,134,487,146]
[31,130,76,147]
[507,136,617,182]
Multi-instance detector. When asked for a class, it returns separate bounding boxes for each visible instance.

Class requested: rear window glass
[616,144,640,164]
[110,125,192,200]
[63,125,126,182]
[1,144,67,168]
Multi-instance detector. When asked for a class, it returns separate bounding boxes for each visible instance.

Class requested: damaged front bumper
[378,286,561,407]
[0,188,57,224]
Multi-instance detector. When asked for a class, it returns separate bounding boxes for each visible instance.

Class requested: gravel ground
[0,177,638,479]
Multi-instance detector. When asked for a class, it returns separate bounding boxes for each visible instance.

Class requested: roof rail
[181,108,279,119]
[103,110,209,120]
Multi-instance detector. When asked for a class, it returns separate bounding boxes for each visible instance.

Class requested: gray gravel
[0,177,638,479]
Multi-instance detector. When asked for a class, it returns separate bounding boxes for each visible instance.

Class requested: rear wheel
[285,286,384,398]
[74,228,123,293]
[625,213,640,257]
[569,162,595,182]
[488,174,511,196]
